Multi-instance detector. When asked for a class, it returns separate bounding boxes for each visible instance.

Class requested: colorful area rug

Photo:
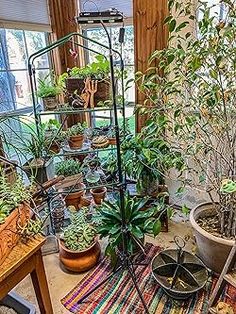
[61,244,236,314]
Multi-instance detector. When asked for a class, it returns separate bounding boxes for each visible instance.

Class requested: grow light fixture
[76,8,123,24]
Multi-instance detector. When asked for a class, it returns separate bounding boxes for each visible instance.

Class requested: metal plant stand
[27,12,150,313]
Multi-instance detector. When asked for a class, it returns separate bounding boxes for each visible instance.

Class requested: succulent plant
[62,210,96,251]
[67,122,87,137]
[55,159,82,177]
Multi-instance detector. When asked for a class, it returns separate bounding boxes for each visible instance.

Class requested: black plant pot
[23,158,54,184]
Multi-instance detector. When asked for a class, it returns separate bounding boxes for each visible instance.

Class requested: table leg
[30,250,53,314]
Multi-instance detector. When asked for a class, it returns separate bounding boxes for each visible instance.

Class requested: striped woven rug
[61,243,236,314]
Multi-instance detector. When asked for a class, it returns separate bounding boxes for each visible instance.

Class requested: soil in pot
[48,141,60,154]
[59,239,101,273]
[42,96,58,110]
[68,135,84,150]
[90,187,107,205]
[64,183,86,209]
[190,203,234,273]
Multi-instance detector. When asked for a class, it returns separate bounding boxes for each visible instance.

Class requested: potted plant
[37,73,62,110]
[21,127,54,184]
[43,119,66,154]
[94,193,163,259]
[67,122,87,150]
[55,159,85,209]
[62,55,111,105]
[59,209,101,272]
[136,0,236,273]
[0,171,32,265]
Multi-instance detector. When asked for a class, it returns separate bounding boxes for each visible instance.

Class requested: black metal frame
[27,24,149,313]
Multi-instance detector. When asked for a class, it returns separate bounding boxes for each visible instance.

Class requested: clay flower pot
[79,195,93,207]
[48,141,60,154]
[0,202,30,265]
[59,238,101,273]
[42,96,58,110]
[69,134,84,149]
[64,183,86,209]
[90,187,107,205]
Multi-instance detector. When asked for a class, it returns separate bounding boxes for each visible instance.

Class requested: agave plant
[95,193,166,257]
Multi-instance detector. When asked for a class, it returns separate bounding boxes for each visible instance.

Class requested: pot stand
[152,237,209,300]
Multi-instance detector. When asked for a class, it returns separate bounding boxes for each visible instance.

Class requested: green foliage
[56,159,82,177]
[0,170,31,224]
[37,73,62,98]
[62,210,96,251]
[136,0,236,236]
[67,122,87,137]
[95,193,164,256]
[62,55,110,81]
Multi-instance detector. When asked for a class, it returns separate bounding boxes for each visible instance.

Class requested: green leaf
[176,21,189,32]
[169,19,177,33]
[164,16,173,24]
[209,69,218,80]
[167,54,175,64]
[182,205,190,216]
[153,220,162,236]
[167,207,174,219]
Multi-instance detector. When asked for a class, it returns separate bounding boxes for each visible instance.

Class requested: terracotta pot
[190,202,234,274]
[64,183,86,209]
[42,96,58,110]
[69,134,84,149]
[1,163,17,185]
[59,239,101,273]
[0,203,30,265]
[90,187,107,205]
[108,137,116,145]
[48,141,60,154]
[79,195,93,207]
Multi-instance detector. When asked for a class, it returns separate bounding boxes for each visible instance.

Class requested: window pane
[11,70,32,110]
[0,71,15,112]
[25,30,49,68]
[6,29,27,70]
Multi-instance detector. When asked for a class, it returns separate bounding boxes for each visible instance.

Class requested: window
[0,28,50,113]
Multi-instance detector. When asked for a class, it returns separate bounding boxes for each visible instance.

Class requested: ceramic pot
[59,239,101,273]
[0,203,30,265]
[190,202,234,273]
[64,183,86,209]
[90,187,107,205]
[68,134,84,149]
[42,96,58,110]
[48,141,60,154]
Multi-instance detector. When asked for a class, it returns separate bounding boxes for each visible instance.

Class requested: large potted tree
[136,0,236,273]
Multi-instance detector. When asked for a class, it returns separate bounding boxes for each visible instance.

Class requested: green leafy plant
[95,193,165,257]
[67,122,87,137]
[56,159,82,177]
[0,170,31,224]
[136,0,236,237]
[37,73,62,98]
[121,129,183,194]
[62,210,96,251]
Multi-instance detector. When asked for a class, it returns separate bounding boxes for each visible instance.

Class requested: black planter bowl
[151,249,209,300]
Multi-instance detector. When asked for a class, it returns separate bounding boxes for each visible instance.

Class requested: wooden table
[0,236,53,314]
